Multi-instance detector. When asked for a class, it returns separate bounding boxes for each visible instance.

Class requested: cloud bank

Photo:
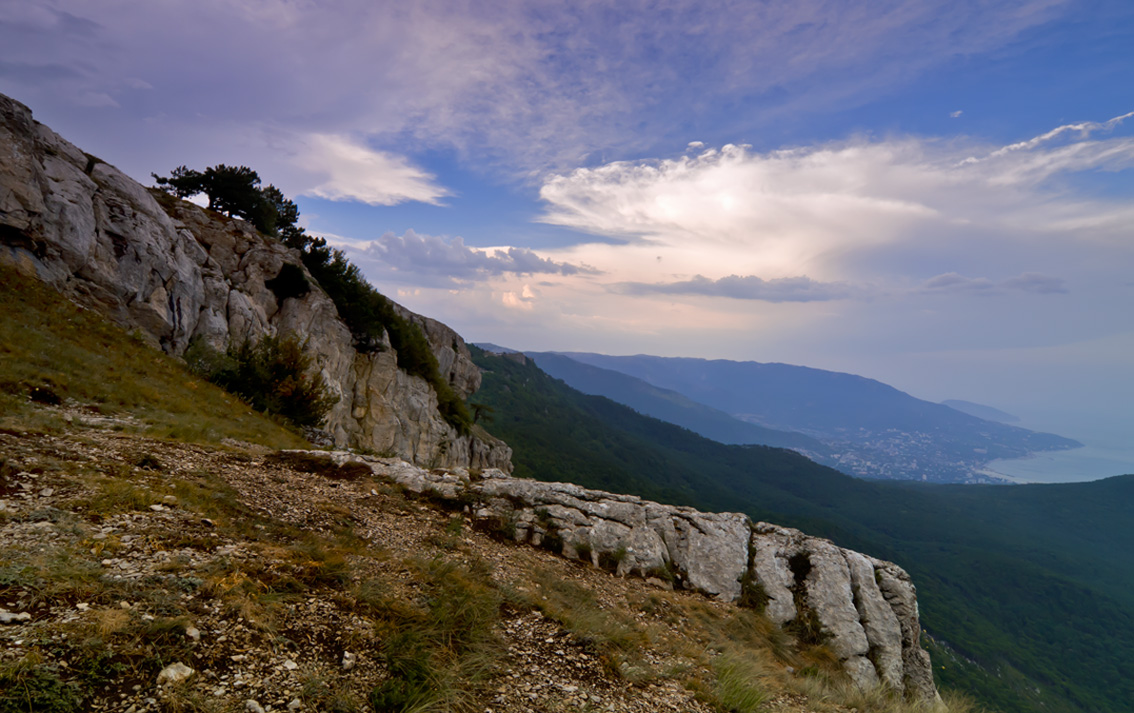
[341,230,597,286]
[539,113,1134,284]
[617,274,856,302]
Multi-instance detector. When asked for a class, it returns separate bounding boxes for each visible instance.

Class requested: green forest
[469,347,1134,713]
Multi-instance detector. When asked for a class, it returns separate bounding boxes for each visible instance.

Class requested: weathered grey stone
[804,541,870,662]
[0,92,509,472]
[846,551,905,690]
[320,450,938,701]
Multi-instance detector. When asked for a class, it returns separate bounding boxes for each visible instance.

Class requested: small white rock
[341,652,356,671]
[76,603,90,612]
[283,659,298,670]
[156,662,195,685]
[185,626,201,642]
[149,504,165,512]
[245,700,265,713]
[0,610,32,624]
[288,699,302,711]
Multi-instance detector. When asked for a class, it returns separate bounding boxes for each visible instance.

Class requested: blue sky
[3,0,1133,453]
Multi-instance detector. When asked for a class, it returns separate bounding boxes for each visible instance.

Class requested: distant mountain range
[524,351,827,452]
[499,349,1079,483]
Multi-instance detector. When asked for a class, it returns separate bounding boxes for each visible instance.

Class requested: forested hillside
[470,347,1134,713]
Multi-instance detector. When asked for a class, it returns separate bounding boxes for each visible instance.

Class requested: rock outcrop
[0,92,509,471]
[314,450,940,701]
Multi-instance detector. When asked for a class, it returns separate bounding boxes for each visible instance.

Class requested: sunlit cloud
[297,134,449,206]
[538,112,1134,284]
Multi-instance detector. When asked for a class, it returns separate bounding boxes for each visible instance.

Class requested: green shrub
[598,546,628,573]
[0,658,81,713]
[737,568,769,612]
[189,333,336,428]
[294,239,471,433]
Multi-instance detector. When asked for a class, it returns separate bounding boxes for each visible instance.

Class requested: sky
[2,0,1133,457]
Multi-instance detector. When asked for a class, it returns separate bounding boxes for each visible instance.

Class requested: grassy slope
[0,265,988,713]
[470,347,1134,713]
[0,264,308,449]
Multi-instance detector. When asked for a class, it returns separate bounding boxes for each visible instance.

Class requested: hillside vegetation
[470,347,1134,713]
[0,266,983,712]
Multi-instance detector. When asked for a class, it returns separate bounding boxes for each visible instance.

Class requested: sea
[982,441,1134,484]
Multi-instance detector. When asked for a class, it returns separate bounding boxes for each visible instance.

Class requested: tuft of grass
[711,649,769,713]
[520,568,647,677]
[366,557,504,712]
[299,671,363,713]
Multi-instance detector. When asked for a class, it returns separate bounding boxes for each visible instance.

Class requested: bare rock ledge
[311,450,940,702]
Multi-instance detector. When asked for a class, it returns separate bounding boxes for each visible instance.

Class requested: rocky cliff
[315,450,940,701]
[0,92,509,471]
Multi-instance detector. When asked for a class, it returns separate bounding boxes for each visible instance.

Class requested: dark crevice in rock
[0,224,47,259]
[785,551,829,646]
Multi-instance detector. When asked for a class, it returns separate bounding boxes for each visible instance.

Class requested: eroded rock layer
[315,450,940,701]
[0,92,509,471]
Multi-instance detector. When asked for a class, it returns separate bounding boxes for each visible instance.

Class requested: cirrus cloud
[923,272,1068,295]
[615,274,857,302]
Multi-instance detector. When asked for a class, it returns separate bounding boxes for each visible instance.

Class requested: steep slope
[0,262,962,713]
[0,92,508,471]
[527,351,826,452]
[470,347,1134,713]
[559,352,1079,482]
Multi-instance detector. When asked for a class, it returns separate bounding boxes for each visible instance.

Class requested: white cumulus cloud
[538,112,1134,284]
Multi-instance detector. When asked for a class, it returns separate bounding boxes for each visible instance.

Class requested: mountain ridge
[526,351,827,452]
[553,351,1079,483]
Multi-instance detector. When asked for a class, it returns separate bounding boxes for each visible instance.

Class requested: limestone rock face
[0,93,509,471]
[322,450,940,701]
